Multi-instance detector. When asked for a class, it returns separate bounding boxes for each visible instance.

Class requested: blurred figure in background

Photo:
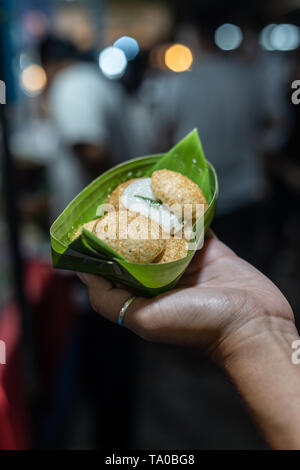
[147,3,278,268]
[130,2,281,450]
[38,35,145,448]
[40,36,108,218]
[2,0,299,451]
[40,36,152,220]
[263,43,300,290]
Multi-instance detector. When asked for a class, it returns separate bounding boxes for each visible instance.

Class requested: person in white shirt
[40,36,152,219]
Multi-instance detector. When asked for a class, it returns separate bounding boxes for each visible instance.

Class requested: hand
[77,232,294,365]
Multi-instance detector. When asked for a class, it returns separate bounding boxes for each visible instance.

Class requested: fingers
[178,230,233,286]
[76,272,150,333]
[181,233,215,279]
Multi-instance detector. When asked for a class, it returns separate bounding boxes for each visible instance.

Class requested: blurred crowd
[1,0,300,450]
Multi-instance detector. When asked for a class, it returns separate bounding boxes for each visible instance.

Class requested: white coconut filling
[121,178,182,235]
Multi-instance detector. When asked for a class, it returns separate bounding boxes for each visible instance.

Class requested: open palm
[77,232,294,361]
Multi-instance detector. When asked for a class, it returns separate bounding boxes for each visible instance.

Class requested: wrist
[212,313,299,371]
[216,317,300,450]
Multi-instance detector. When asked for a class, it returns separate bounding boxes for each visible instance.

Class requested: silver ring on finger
[118,296,136,326]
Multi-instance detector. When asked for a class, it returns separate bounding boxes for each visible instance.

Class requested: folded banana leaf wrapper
[50,129,218,296]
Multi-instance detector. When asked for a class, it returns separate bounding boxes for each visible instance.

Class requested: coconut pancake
[93,211,165,263]
[151,169,208,218]
[106,178,140,211]
[120,177,182,235]
[72,219,99,241]
[154,237,188,264]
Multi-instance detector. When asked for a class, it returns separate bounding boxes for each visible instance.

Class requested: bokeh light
[259,24,300,51]
[21,64,47,96]
[259,24,277,51]
[19,52,33,71]
[99,46,128,79]
[55,5,94,51]
[113,36,140,61]
[214,24,243,51]
[22,10,49,38]
[270,24,300,51]
[164,44,193,72]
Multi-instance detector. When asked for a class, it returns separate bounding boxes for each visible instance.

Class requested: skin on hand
[77,233,300,449]
[76,231,295,365]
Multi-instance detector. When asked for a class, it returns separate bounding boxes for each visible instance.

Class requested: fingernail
[76,272,88,284]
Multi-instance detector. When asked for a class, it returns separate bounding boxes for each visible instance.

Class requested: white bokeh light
[215,23,243,51]
[99,46,127,79]
[270,24,300,51]
[259,24,277,51]
[259,24,300,51]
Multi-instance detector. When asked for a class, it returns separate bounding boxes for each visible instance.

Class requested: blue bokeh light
[113,36,140,61]
[214,24,243,51]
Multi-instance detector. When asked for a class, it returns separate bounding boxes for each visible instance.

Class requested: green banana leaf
[147,128,212,201]
[50,129,218,296]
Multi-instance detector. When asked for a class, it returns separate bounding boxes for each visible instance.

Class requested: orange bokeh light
[21,64,47,95]
[164,44,193,72]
